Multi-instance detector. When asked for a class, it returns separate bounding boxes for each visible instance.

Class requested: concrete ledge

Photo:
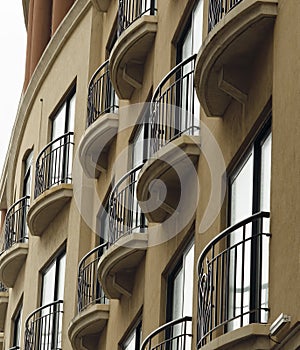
[110,15,157,99]
[27,184,72,236]
[195,0,277,117]
[0,243,28,288]
[68,304,110,350]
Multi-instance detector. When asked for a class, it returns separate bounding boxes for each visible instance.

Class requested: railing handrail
[197,211,270,274]
[36,131,74,164]
[110,163,144,196]
[25,300,63,329]
[151,54,197,104]
[5,195,30,220]
[88,60,110,89]
[78,242,109,273]
[140,316,192,350]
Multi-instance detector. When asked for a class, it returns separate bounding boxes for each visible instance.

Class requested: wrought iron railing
[197,211,271,348]
[87,60,118,127]
[0,281,7,292]
[34,132,74,198]
[25,300,63,350]
[109,164,147,244]
[8,347,20,350]
[118,0,157,35]
[2,196,30,252]
[150,54,199,155]
[78,243,109,312]
[208,0,243,31]
[141,316,192,350]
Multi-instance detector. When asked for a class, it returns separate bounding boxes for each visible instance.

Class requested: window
[49,88,76,187]
[228,121,271,330]
[12,305,22,349]
[122,321,142,350]
[40,251,66,348]
[167,241,194,348]
[23,150,33,198]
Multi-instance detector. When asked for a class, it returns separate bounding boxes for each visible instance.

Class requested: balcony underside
[68,304,109,350]
[78,113,119,178]
[137,135,200,223]
[195,0,277,117]
[110,16,157,99]
[91,0,110,12]
[98,233,148,299]
[0,291,8,330]
[27,184,72,236]
[0,243,28,287]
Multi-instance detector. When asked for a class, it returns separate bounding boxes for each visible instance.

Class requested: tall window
[50,88,76,186]
[12,305,22,349]
[40,251,66,348]
[23,150,33,198]
[122,321,142,350]
[228,122,271,330]
[167,241,194,348]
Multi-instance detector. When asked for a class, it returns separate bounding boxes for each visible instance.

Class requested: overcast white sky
[0,4,27,176]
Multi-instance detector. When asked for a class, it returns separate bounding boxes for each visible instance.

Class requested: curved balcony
[197,211,270,348]
[141,316,192,350]
[0,282,8,331]
[137,55,200,223]
[0,196,29,288]
[27,132,74,236]
[110,0,158,99]
[194,0,278,117]
[79,60,119,179]
[68,243,109,349]
[25,300,63,350]
[98,164,148,299]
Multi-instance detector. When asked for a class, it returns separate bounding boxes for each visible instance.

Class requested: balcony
[110,0,158,99]
[68,243,109,350]
[0,282,8,331]
[0,196,29,288]
[137,55,200,223]
[197,212,270,348]
[98,164,148,299]
[78,60,119,178]
[27,132,74,236]
[25,300,63,350]
[141,316,192,349]
[194,0,278,117]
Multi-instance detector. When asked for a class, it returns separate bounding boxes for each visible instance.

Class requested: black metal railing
[109,164,147,244]
[3,196,30,252]
[0,281,7,292]
[208,0,243,31]
[8,347,20,350]
[197,211,271,348]
[150,54,199,155]
[78,243,109,312]
[34,132,74,198]
[25,300,63,350]
[87,60,118,127]
[118,0,157,35]
[141,316,193,350]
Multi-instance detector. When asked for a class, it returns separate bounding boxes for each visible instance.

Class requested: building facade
[0,0,299,349]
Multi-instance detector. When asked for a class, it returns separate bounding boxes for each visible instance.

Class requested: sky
[0,4,27,176]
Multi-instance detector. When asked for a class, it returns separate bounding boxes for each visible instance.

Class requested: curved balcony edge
[97,233,148,299]
[110,15,158,99]
[68,304,110,350]
[137,134,201,223]
[78,113,119,178]
[0,243,28,288]
[194,0,278,117]
[27,184,73,236]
